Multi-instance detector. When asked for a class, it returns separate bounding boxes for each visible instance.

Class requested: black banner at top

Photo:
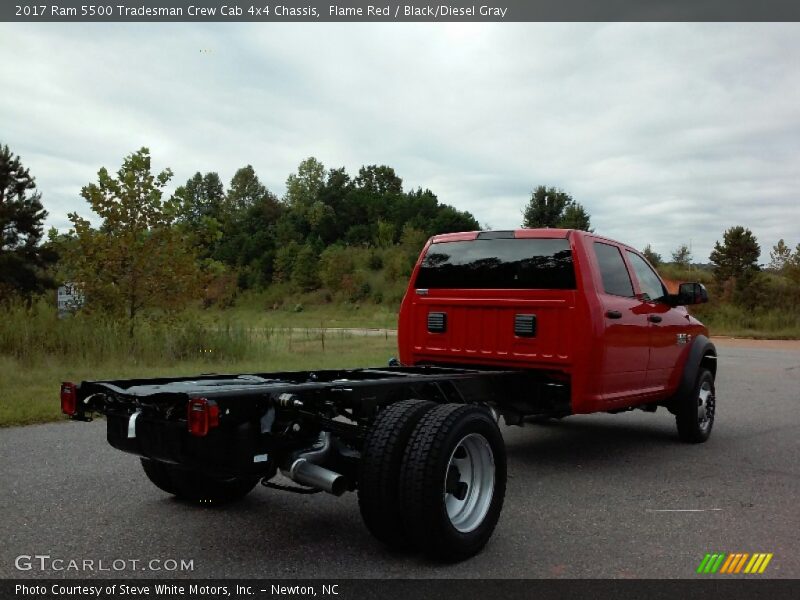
[3,0,800,22]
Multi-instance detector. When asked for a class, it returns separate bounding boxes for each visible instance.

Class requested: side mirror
[677,282,708,305]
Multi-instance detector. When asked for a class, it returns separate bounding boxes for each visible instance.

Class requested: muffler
[286,458,347,496]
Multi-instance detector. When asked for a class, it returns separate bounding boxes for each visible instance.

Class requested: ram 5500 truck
[61,229,716,561]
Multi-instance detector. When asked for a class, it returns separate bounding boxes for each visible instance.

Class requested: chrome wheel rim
[444,433,495,533]
[697,380,715,432]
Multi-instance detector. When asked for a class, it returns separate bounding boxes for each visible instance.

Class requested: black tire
[675,368,716,443]
[140,458,177,495]
[358,399,436,549]
[526,415,554,424]
[400,404,506,561]
[140,459,259,505]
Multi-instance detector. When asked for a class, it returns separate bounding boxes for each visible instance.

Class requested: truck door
[625,251,686,392]
[592,242,651,401]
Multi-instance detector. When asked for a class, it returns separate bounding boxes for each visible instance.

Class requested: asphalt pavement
[1,340,799,579]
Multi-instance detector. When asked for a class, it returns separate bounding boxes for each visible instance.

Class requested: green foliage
[521,185,591,231]
[290,244,319,291]
[709,226,760,296]
[559,202,592,231]
[0,143,55,300]
[642,244,662,267]
[174,171,225,227]
[285,157,326,211]
[399,224,429,257]
[356,165,403,196]
[375,219,395,247]
[273,241,300,283]
[789,244,800,285]
[769,239,792,273]
[318,245,355,292]
[66,148,201,332]
[367,250,383,271]
[691,301,800,339]
[228,165,269,213]
[0,299,252,365]
[671,244,693,267]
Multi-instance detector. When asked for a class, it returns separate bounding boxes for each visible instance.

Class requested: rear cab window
[415,238,576,289]
[593,242,634,297]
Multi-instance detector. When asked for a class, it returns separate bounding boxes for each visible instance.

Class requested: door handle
[648,315,663,323]
[605,310,622,319]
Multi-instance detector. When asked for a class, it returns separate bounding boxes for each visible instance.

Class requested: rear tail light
[187,397,219,437]
[61,382,77,416]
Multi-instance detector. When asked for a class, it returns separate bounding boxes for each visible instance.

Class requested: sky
[2,22,799,263]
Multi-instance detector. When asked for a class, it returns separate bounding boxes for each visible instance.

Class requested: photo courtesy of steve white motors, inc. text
[14,583,340,597]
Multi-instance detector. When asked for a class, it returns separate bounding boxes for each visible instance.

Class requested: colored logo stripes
[697,553,773,574]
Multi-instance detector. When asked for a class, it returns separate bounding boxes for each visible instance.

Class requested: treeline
[646,227,800,336]
[174,157,480,291]
[10,147,479,325]
[3,142,798,336]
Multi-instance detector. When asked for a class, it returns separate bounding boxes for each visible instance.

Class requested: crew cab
[61,229,716,561]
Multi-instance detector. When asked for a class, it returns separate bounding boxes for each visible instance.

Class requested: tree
[0,144,55,300]
[522,186,570,228]
[788,244,800,284]
[559,203,592,231]
[521,186,592,231]
[709,226,760,286]
[375,220,395,248]
[174,171,225,226]
[768,239,792,273]
[355,165,403,196]
[291,244,319,291]
[642,244,662,268]
[173,171,226,261]
[285,157,325,211]
[430,203,481,235]
[66,148,200,333]
[318,245,355,292]
[671,244,693,267]
[228,165,269,213]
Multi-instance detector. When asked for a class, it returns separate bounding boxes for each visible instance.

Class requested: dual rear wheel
[358,400,506,561]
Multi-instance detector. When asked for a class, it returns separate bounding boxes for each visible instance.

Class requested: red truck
[61,229,716,561]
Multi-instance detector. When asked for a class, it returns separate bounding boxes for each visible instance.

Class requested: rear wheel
[399,404,506,561]
[675,368,715,443]
[358,399,436,549]
[140,458,177,495]
[140,459,259,505]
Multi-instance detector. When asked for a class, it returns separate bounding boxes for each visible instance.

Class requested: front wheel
[675,368,716,443]
[400,404,506,561]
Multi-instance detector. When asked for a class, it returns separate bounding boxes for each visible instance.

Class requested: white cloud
[1,22,799,261]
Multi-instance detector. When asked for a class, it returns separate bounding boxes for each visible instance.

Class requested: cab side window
[593,242,634,297]
[626,251,666,302]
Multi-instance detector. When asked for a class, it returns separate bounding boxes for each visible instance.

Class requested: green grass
[3,284,799,428]
[193,302,399,330]
[693,304,800,339]
[0,330,398,428]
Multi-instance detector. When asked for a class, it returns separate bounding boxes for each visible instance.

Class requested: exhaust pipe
[287,458,347,496]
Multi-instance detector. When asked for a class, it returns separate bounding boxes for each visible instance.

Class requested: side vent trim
[514,314,537,337]
[428,312,447,333]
